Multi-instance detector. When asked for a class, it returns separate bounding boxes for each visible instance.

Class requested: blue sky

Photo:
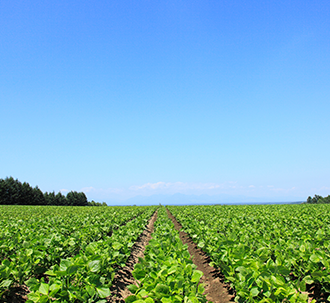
[1,0,329,203]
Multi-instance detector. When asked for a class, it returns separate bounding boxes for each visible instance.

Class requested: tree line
[306,194,330,204]
[0,177,105,206]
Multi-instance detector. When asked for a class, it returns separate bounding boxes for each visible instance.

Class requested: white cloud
[80,186,94,193]
[60,189,69,193]
[129,181,226,192]
[320,186,330,191]
[129,182,171,191]
[80,186,124,194]
[79,186,127,201]
[267,186,298,193]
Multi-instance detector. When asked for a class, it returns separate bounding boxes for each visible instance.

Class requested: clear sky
[1,0,329,203]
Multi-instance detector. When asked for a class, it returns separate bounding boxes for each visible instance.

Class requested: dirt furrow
[109,210,158,302]
[166,209,234,303]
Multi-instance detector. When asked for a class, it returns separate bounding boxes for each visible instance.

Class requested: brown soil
[0,284,29,303]
[109,210,158,302]
[305,283,329,303]
[166,209,235,303]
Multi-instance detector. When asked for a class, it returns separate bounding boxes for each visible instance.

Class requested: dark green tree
[66,191,88,206]
[54,192,67,206]
[33,186,46,205]
[44,191,56,205]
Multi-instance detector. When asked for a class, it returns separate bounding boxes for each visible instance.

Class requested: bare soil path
[109,210,158,302]
[166,209,234,303]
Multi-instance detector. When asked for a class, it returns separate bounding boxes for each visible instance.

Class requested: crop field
[0,205,158,302]
[168,204,330,302]
[0,204,329,303]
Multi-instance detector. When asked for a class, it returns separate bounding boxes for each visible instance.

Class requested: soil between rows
[166,209,235,303]
[109,210,158,302]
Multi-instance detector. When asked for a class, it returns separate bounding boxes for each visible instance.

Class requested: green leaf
[191,270,203,283]
[0,279,12,288]
[125,295,137,303]
[49,283,61,297]
[96,287,111,298]
[198,283,205,294]
[188,296,200,303]
[112,242,123,250]
[310,254,320,263]
[86,242,98,254]
[133,269,146,280]
[303,275,314,284]
[155,284,170,295]
[2,259,10,267]
[299,280,306,292]
[60,259,71,271]
[53,270,67,277]
[271,275,285,286]
[250,287,259,297]
[67,265,80,275]
[88,260,101,272]
[44,270,56,276]
[236,266,248,276]
[27,292,41,302]
[274,287,286,296]
[127,284,139,294]
[197,242,205,248]
[39,295,49,303]
[49,282,61,292]
[168,266,177,275]
[137,289,148,297]
[25,278,39,291]
[185,264,193,276]
[86,285,95,297]
[39,282,49,295]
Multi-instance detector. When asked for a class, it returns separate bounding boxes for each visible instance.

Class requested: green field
[1,204,329,302]
[168,204,330,302]
[0,205,157,302]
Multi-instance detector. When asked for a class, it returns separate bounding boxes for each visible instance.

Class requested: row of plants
[168,204,330,303]
[126,206,208,303]
[0,205,157,302]
[0,206,145,261]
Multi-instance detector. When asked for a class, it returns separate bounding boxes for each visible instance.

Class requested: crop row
[168,204,330,303]
[0,206,146,261]
[126,206,208,303]
[0,205,157,302]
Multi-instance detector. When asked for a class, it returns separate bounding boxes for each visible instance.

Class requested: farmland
[0,205,157,302]
[168,204,330,302]
[1,204,330,302]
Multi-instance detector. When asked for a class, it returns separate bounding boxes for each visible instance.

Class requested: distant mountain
[118,193,304,206]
